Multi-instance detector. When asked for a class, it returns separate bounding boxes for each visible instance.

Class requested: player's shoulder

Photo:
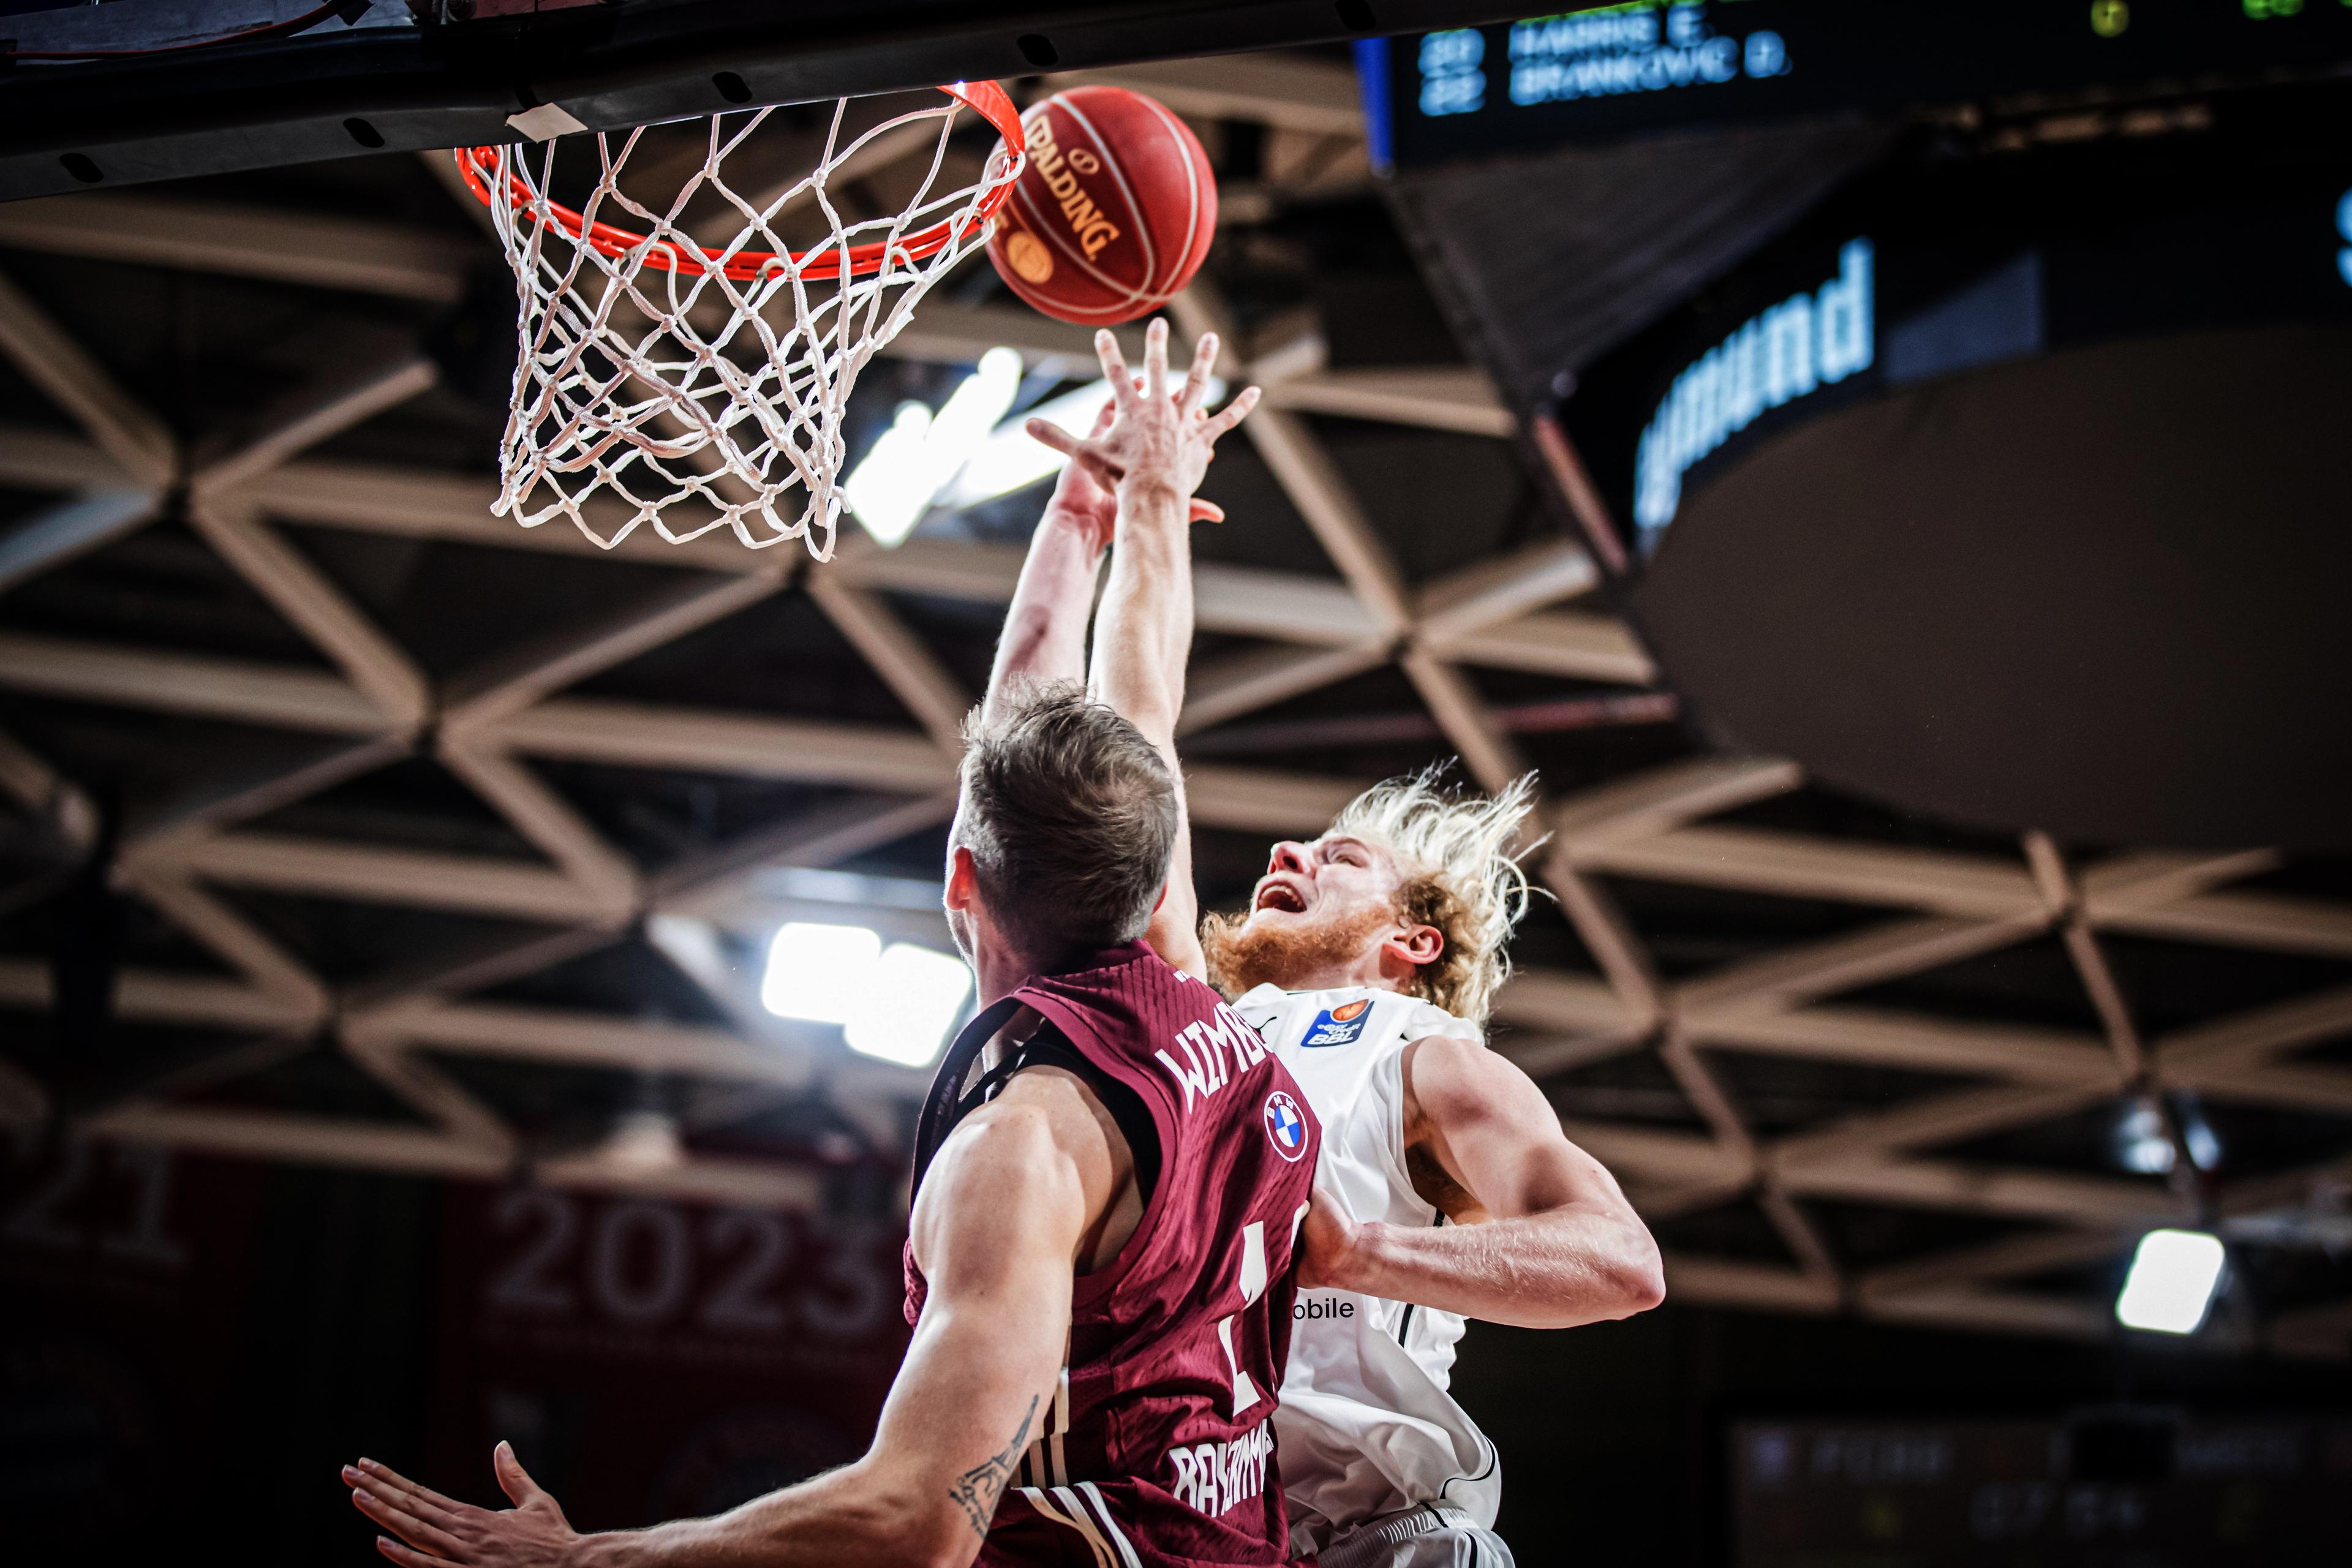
[1237,982,1482,1042]
[1393,992,1483,1047]
[1399,1023,1542,1138]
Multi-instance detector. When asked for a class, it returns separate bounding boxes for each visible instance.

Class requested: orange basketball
[986,86,1218,326]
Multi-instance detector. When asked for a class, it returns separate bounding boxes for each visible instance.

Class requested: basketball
[986,85,1218,325]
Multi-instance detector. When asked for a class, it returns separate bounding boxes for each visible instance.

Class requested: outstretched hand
[1041,393,1224,552]
[344,1444,581,1568]
[1027,318,1260,533]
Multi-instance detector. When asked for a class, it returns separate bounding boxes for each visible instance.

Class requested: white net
[462,85,1025,560]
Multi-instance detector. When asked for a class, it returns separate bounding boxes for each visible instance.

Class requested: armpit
[1406,1139,1486,1223]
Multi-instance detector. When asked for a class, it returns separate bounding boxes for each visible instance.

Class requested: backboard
[0,0,1531,202]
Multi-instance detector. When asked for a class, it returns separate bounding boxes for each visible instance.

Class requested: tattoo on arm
[947,1394,1039,1540]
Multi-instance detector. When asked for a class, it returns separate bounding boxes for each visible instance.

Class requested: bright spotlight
[845,942,974,1068]
[842,402,937,547]
[843,347,1025,546]
[937,369,1229,513]
[940,378,1116,508]
[761,921,881,1023]
[759,921,971,1069]
[2115,1229,2226,1335]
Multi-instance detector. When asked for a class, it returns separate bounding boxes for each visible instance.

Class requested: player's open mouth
[1254,880,1308,914]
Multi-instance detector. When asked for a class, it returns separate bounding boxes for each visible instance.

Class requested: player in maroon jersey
[340,328,1320,1568]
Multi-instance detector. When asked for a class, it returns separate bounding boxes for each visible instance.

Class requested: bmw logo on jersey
[1263,1091,1308,1161]
[1301,997,1373,1048]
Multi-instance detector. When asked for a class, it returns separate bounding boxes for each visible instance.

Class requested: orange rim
[456,80,1026,282]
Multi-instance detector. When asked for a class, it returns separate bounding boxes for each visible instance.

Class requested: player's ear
[944,845,981,911]
[1386,922,1443,969]
[1152,882,1168,914]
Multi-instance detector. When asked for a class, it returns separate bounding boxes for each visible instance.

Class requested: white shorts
[1316,1505,1515,1568]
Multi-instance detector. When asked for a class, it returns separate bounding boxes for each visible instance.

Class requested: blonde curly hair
[1328,767,1544,1026]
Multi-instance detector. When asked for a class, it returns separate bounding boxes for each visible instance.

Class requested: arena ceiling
[2,50,2350,1359]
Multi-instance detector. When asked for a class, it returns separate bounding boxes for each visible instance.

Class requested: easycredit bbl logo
[1302,998,1374,1048]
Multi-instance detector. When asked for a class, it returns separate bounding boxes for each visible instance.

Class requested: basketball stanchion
[456,81,1026,560]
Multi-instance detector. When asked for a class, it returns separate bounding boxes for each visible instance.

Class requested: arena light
[760,921,972,1069]
[939,377,1117,508]
[2114,1229,2226,1335]
[2113,1093,2222,1177]
[843,346,1025,545]
[761,921,882,1024]
[938,369,1229,513]
[845,942,974,1068]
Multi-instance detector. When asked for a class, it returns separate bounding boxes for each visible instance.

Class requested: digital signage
[1359,0,2352,168]
[1562,146,2352,556]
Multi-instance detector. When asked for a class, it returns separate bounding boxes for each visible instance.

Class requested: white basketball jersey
[1232,983,1500,1553]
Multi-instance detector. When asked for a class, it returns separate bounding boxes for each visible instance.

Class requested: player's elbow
[869,1532,977,1568]
[903,1535,982,1568]
[840,1494,982,1568]
[1608,1224,1667,1317]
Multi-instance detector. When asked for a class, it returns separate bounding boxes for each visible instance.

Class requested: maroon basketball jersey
[906,941,1321,1567]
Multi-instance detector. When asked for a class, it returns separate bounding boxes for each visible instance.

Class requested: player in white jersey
[1021,319,1666,1567]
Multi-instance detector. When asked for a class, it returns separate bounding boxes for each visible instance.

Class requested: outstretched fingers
[1180,332,1219,417]
[1202,385,1263,442]
[1095,329,1134,409]
[492,1442,548,1509]
[345,1462,466,1525]
[1142,316,1170,404]
[1028,417,1121,492]
[1024,418,1086,459]
[375,1534,453,1568]
[351,1488,467,1559]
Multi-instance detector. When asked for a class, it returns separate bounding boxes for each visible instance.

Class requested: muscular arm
[1090,467,1206,976]
[984,437,1110,722]
[989,391,1227,723]
[1302,1035,1665,1330]
[347,1074,1120,1568]
[1061,322,1256,981]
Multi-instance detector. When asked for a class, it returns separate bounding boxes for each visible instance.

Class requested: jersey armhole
[1013,1023,1161,1208]
[1019,995,1185,1311]
[1376,1040,1427,1208]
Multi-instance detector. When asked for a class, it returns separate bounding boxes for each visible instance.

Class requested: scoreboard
[1360,0,2352,168]
[1732,1416,2352,1565]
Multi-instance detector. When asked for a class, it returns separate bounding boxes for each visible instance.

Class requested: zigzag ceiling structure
[1,55,2348,1358]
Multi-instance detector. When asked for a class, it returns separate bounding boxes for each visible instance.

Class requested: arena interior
[3,2,2351,1562]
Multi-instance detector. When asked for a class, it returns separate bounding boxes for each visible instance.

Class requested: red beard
[1201,902,1396,998]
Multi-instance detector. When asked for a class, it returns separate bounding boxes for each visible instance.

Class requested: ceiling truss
[2,118,2349,1363]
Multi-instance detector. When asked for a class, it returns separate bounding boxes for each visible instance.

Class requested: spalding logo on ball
[986,86,1217,325]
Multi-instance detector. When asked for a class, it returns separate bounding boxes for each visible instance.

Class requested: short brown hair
[956,682,1178,965]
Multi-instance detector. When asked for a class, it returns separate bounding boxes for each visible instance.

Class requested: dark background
[11,1136,2351,1566]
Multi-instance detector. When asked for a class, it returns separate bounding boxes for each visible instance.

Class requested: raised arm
[345,1072,1120,1568]
[1299,1034,1665,1330]
[1027,320,1259,978]
[987,389,1226,723]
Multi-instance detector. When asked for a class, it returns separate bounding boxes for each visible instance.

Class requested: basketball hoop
[456,81,1027,559]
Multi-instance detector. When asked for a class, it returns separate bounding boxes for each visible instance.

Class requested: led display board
[1566,117,2352,848]
[1359,0,2352,168]
[1563,144,2352,554]
[1732,1417,2352,1566]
